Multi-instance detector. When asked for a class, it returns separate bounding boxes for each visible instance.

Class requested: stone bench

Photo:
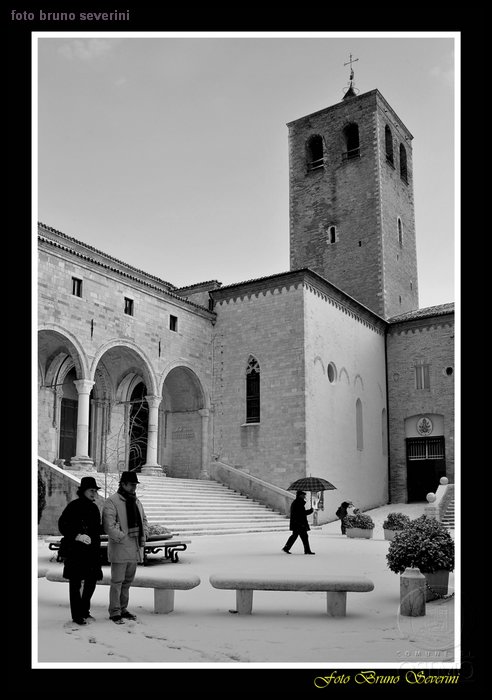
[209,573,374,617]
[44,568,200,614]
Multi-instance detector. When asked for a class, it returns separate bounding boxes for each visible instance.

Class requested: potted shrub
[386,515,454,601]
[382,512,411,541]
[344,512,375,539]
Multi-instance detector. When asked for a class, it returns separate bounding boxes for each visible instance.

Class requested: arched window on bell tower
[400,143,408,182]
[246,356,260,423]
[342,123,360,161]
[306,135,324,171]
[385,125,394,165]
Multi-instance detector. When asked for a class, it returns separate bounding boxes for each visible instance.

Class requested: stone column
[70,379,95,471]
[198,408,210,479]
[141,395,163,476]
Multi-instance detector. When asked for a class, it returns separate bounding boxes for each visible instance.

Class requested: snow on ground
[35,502,456,668]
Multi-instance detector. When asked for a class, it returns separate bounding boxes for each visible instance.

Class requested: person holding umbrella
[282,490,315,555]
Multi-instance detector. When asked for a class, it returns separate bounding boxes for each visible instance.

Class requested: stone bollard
[400,567,426,617]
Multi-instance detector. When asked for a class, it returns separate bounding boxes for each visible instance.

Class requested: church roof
[387,303,454,324]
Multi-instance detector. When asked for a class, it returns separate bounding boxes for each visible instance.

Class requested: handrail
[209,460,295,516]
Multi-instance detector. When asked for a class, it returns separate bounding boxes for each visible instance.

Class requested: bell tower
[288,60,419,319]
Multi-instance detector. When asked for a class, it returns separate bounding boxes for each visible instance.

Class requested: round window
[327,362,337,383]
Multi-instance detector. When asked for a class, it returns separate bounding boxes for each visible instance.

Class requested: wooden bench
[44,568,200,613]
[209,573,374,617]
[44,536,192,564]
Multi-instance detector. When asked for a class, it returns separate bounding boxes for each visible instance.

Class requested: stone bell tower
[288,59,419,319]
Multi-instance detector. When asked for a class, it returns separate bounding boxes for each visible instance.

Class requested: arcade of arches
[38,330,210,478]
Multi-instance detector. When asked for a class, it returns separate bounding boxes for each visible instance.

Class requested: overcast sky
[36,33,457,309]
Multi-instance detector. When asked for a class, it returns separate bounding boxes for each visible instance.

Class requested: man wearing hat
[102,471,149,624]
[58,476,104,625]
[282,490,315,555]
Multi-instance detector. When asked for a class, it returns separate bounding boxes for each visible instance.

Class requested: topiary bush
[382,512,411,530]
[344,512,375,530]
[386,515,454,574]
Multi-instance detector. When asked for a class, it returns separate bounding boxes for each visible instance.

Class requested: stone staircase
[441,498,455,530]
[67,472,291,536]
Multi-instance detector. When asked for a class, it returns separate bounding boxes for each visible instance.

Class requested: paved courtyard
[35,502,456,667]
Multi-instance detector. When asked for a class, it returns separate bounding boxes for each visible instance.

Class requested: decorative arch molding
[115,372,146,404]
[339,367,350,384]
[93,363,114,400]
[354,374,364,392]
[90,338,158,395]
[158,359,210,409]
[38,324,90,378]
[314,355,325,374]
[44,352,76,389]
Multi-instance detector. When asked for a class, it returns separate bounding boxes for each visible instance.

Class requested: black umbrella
[287,476,337,492]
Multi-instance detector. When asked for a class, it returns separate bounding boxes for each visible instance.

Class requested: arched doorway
[159,366,206,478]
[92,343,156,473]
[38,329,88,466]
[128,381,149,472]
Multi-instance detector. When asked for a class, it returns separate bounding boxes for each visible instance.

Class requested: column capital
[73,379,95,395]
[145,395,162,409]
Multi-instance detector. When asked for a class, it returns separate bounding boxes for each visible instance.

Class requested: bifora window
[246,355,260,423]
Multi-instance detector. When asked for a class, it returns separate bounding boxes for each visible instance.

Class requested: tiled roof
[38,222,177,290]
[388,302,454,323]
[38,222,215,316]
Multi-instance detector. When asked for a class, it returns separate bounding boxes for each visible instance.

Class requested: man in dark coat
[58,476,103,625]
[282,490,315,554]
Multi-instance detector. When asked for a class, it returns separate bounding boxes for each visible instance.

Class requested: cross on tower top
[344,53,359,82]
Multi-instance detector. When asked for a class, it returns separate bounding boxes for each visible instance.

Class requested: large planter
[346,527,373,539]
[424,570,450,601]
[384,528,403,541]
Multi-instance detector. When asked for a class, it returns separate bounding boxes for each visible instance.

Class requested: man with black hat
[58,476,104,625]
[102,471,148,624]
[282,490,315,555]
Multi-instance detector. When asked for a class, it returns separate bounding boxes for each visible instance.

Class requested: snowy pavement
[34,502,457,668]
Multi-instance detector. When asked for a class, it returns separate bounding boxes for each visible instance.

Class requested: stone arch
[38,324,90,379]
[90,341,158,473]
[159,362,209,479]
[38,327,90,465]
[90,339,158,395]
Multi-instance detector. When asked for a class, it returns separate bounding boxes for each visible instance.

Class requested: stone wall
[38,457,105,535]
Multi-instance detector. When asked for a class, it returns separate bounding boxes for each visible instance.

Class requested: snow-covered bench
[209,573,374,617]
[44,568,200,613]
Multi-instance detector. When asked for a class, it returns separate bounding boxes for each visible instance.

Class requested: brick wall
[288,90,418,320]
[211,281,307,489]
[386,312,455,502]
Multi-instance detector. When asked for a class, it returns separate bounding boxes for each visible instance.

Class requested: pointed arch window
[246,356,260,423]
[342,123,360,161]
[400,143,408,183]
[385,125,394,165]
[306,135,324,171]
[356,398,363,450]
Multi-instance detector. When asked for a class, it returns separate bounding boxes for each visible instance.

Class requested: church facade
[37,86,454,519]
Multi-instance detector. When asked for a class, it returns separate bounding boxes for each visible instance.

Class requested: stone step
[66,470,289,536]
